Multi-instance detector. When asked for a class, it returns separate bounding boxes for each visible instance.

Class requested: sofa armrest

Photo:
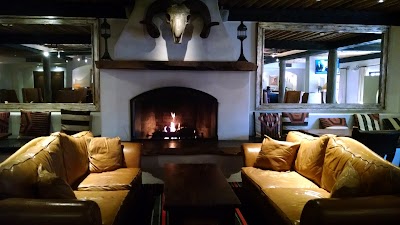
[300,195,400,225]
[0,198,101,225]
[121,142,142,168]
[241,143,262,167]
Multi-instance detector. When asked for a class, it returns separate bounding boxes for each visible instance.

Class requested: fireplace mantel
[95,60,257,71]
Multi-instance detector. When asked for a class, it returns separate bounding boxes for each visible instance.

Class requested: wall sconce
[237,21,248,62]
[100,18,112,60]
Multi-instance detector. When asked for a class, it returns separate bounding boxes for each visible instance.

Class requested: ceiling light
[43,51,49,57]
[378,0,384,3]
[57,51,60,58]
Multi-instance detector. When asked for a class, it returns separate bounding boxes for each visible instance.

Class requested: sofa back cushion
[286,131,315,143]
[295,135,330,186]
[254,112,281,139]
[382,118,400,130]
[0,136,65,198]
[321,137,400,195]
[19,110,51,138]
[353,113,380,131]
[282,112,309,133]
[0,112,10,133]
[55,131,93,186]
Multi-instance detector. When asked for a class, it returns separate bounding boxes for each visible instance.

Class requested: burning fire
[163,112,180,133]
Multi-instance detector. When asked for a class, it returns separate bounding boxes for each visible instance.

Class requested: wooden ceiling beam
[0,2,128,18]
[264,39,329,50]
[0,33,91,44]
[228,8,400,26]
[327,34,382,49]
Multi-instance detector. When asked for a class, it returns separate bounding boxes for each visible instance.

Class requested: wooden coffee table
[163,163,241,225]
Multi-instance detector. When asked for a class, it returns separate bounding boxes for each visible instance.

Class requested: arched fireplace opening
[130,87,218,141]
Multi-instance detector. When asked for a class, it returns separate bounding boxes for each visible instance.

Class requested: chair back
[22,88,43,103]
[351,128,400,162]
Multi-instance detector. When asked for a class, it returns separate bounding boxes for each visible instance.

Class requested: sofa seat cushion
[74,190,129,225]
[77,168,141,191]
[242,167,319,190]
[262,188,330,225]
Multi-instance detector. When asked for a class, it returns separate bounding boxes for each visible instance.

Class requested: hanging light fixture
[100,18,112,60]
[237,21,248,62]
[57,51,61,58]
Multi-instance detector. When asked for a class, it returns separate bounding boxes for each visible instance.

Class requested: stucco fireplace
[130,86,218,140]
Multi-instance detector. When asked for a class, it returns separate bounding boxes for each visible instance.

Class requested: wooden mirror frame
[0,16,99,111]
[256,22,389,112]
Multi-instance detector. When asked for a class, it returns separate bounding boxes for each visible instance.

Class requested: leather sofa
[0,131,142,225]
[241,131,400,225]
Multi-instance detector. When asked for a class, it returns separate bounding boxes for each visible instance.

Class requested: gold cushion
[242,167,319,189]
[321,137,400,195]
[74,190,129,225]
[0,136,64,198]
[254,136,300,171]
[37,164,76,199]
[54,132,93,185]
[330,162,361,198]
[88,137,123,173]
[78,168,141,191]
[294,135,330,186]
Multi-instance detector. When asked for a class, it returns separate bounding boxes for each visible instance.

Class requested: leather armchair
[351,128,400,162]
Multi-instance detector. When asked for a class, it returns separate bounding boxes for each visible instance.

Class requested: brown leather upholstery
[22,88,44,103]
[0,198,101,225]
[241,131,400,225]
[56,88,88,103]
[0,89,19,103]
[301,195,400,225]
[284,90,301,103]
[0,133,142,225]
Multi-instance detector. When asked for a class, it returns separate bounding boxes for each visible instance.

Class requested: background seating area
[254,112,400,165]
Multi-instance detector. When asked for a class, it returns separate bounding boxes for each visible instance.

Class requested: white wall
[101,70,251,140]
[385,26,400,112]
[100,0,256,140]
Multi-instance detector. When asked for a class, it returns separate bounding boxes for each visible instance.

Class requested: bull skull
[166,4,190,44]
[142,0,219,44]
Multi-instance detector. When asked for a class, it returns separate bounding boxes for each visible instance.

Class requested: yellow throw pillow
[254,135,300,171]
[36,164,76,199]
[87,137,123,173]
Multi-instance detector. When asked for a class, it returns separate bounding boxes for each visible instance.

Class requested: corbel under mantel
[95,60,257,71]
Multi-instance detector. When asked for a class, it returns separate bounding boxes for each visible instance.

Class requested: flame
[170,112,176,132]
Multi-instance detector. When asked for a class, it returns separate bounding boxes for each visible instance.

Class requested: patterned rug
[145,183,248,225]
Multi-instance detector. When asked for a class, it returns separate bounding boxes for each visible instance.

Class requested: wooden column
[326,49,338,104]
[42,56,52,103]
[278,59,286,103]
[304,56,310,92]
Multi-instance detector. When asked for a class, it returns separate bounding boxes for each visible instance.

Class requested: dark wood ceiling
[0,0,399,25]
[0,0,395,61]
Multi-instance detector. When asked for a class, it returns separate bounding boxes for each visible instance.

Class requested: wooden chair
[284,90,301,103]
[0,89,19,103]
[22,88,44,103]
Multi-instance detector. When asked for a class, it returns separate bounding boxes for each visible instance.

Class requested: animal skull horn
[166,4,191,44]
[142,0,219,44]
